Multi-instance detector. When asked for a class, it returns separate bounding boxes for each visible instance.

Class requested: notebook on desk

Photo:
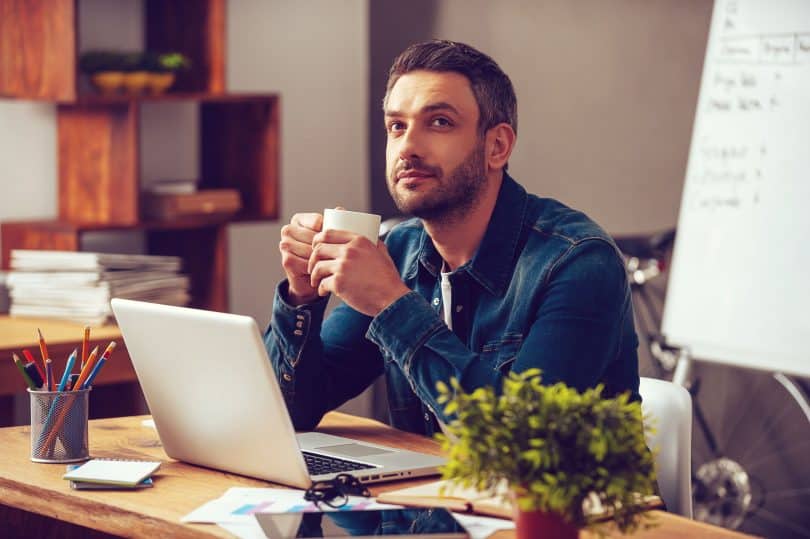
[110,298,444,489]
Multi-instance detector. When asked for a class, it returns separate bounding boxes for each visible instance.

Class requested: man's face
[384,70,487,221]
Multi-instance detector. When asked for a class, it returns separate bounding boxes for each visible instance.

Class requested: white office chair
[639,377,693,518]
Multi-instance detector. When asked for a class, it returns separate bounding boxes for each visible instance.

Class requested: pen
[12,354,37,390]
[23,362,45,389]
[78,341,115,390]
[37,328,49,364]
[65,373,80,391]
[45,359,54,391]
[73,344,101,392]
[23,349,46,384]
[57,349,77,392]
[81,326,90,371]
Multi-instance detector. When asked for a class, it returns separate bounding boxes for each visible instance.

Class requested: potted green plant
[435,369,658,539]
[79,50,191,95]
[141,52,191,94]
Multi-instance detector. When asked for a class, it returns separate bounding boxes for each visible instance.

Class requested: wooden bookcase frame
[0,0,279,311]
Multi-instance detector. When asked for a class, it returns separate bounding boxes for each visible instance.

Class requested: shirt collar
[413,173,528,296]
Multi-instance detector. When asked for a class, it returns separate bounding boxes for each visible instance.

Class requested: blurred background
[1,2,807,537]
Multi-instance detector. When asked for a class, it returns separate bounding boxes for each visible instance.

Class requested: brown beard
[388,138,487,224]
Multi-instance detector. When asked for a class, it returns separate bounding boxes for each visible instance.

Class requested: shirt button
[456,305,463,312]
[295,321,304,328]
[432,298,440,306]
[296,314,305,321]
[424,412,431,422]
[293,329,304,336]
[282,373,293,382]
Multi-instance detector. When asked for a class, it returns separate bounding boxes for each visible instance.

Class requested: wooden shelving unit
[0,0,279,311]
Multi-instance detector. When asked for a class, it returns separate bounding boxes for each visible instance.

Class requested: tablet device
[254,508,468,538]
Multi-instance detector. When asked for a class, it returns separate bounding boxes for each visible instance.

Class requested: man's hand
[308,230,410,317]
[279,213,323,305]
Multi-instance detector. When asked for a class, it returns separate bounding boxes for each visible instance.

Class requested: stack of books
[7,250,190,325]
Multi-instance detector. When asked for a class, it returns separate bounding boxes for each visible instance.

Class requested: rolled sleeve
[365,291,445,374]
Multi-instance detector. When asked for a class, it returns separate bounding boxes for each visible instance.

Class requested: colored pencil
[37,328,49,363]
[57,349,77,392]
[12,353,37,390]
[81,326,90,370]
[73,345,101,392]
[82,357,107,389]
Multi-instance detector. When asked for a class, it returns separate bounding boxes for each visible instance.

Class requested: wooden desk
[0,413,755,539]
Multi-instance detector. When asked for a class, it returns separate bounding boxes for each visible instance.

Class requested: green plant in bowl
[141,52,191,94]
[157,52,191,72]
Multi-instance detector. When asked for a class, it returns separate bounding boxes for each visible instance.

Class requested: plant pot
[90,71,126,95]
[514,507,579,539]
[122,71,151,95]
[145,72,175,95]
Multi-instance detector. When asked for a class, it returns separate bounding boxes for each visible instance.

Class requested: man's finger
[310,259,339,290]
[281,251,311,277]
[285,221,318,245]
[307,242,343,274]
[280,236,313,259]
[312,229,359,247]
[317,275,335,297]
[292,212,324,232]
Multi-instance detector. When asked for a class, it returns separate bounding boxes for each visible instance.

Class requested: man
[266,40,639,435]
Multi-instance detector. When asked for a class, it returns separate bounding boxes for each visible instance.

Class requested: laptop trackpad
[316,443,394,458]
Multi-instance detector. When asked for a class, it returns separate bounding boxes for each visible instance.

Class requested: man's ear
[485,123,516,170]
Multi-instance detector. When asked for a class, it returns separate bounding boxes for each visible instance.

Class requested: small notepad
[63,458,161,486]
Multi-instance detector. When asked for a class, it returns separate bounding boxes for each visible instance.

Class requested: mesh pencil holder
[29,388,91,463]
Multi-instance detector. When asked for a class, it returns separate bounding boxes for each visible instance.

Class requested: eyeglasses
[303,473,371,508]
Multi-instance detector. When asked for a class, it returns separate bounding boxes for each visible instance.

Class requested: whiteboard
[662,0,810,378]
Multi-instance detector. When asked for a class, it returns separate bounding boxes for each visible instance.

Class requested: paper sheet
[181,487,400,524]
[184,487,515,539]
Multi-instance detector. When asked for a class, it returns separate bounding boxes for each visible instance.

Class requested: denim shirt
[265,174,639,435]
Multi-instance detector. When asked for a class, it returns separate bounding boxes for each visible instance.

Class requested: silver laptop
[110,298,444,488]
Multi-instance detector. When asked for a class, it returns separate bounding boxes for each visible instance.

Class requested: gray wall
[369,0,711,237]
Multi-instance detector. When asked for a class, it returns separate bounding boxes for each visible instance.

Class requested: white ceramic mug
[322,208,381,243]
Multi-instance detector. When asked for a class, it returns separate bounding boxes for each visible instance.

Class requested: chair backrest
[639,377,693,518]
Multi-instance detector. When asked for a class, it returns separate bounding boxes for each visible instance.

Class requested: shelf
[0,0,225,100]
[73,92,277,105]
[55,95,279,226]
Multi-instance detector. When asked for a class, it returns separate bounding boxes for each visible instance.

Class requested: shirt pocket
[480,332,524,374]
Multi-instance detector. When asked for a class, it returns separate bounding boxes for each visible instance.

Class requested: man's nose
[397,125,424,161]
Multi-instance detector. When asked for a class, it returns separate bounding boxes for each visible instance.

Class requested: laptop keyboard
[302,451,375,475]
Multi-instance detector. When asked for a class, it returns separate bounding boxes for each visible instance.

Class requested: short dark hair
[384,40,518,136]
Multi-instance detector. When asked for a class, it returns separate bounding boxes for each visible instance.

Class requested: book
[10,250,181,272]
[62,458,161,487]
[7,251,189,325]
[65,464,154,490]
[375,480,663,522]
[145,178,198,195]
[141,189,242,220]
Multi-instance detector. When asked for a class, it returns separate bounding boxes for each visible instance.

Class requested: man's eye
[431,117,452,128]
[387,121,405,134]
